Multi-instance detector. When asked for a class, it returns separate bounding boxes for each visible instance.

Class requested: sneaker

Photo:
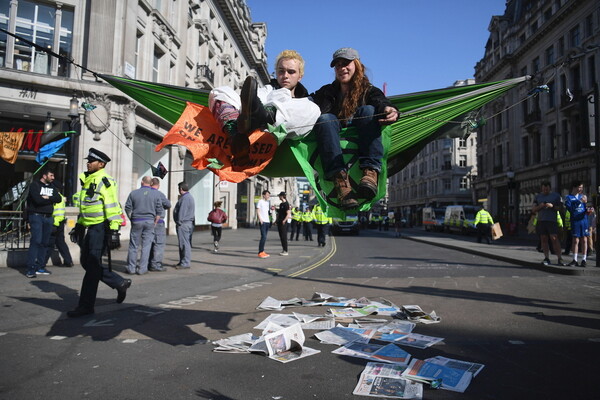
[258,252,270,258]
[214,241,219,249]
[568,260,579,267]
[25,268,37,278]
[580,260,587,267]
[557,259,566,266]
[279,251,289,256]
[541,258,550,266]
[36,268,51,275]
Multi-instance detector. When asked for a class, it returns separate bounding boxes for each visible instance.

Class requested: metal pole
[594,81,599,256]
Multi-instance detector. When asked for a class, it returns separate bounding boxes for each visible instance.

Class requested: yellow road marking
[288,237,337,277]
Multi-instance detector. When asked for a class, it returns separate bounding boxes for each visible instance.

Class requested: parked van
[422,207,446,231]
[331,214,359,235]
[444,205,479,234]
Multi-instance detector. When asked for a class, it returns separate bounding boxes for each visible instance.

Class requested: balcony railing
[524,109,541,125]
[0,211,29,250]
[196,64,214,84]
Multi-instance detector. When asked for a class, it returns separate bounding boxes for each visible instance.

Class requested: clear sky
[245,0,507,96]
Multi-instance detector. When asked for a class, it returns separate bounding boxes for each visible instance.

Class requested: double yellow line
[288,236,337,277]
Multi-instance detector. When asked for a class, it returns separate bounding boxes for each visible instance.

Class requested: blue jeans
[27,213,54,271]
[314,105,383,179]
[258,222,270,253]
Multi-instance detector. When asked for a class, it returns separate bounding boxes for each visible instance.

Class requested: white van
[422,207,445,231]
[444,205,479,234]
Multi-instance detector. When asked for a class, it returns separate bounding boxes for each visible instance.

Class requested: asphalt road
[1,229,598,399]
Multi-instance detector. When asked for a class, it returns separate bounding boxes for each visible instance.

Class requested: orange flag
[156,102,277,183]
[0,131,26,164]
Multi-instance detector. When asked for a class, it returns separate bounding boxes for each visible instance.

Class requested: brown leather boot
[334,170,358,209]
[358,168,378,200]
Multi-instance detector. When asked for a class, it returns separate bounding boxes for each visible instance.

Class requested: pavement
[2,224,598,277]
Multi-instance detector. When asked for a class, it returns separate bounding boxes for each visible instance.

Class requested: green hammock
[100,74,529,216]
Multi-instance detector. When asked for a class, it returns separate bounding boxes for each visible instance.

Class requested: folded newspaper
[332,340,412,366]
[397,305,441,324]
[264,323,321,363]
[402,359,473,392]
[353,362,423,399]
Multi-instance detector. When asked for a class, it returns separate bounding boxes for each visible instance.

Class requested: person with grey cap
[173,182,195,268]
[67,148,131,317]
[275,192,291,256]
[311,47,399,210]
[124,176,164,275]
[147,177,171,271]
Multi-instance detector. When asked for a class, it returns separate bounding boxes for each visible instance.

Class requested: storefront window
[0,0,10,67]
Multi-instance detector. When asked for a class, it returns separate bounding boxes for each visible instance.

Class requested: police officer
[44,181,74,268]
[474,206,494,244]
[313,204,329,247]
[67,148,131,318]
[148,177,171,271]
[124,176,163,275]
[302,206,314,241]
[289,206,302,241]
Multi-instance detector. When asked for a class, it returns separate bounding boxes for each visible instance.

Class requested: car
[444,205,479,234]
[331,214,359,235]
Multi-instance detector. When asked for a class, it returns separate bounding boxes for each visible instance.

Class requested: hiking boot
[333,170,358,210]
[238,76,275,135]
[541,258,550,266]
[358,168,378,200]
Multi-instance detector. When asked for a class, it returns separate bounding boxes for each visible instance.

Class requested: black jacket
[27,180,61,215]
[311,81,395,118]
[269,78,310,98]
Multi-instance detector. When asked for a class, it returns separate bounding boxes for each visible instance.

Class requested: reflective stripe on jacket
[313,205,328,224]
[52,193,66,226]
[474,210,494,225]
[77,169,122,230]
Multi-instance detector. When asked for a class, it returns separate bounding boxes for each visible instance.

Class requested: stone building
[0,0,291,236]
[474,0,599,232]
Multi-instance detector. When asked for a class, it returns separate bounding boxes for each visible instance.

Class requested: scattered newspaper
[425,356,485,377]
[353,362,423,399]
[264,323,320,363]
[256,296,304,310]
[394,333,444,349]
[397,305,441,324]
[329,306,380,318]
[402,359,473,393]
[292,312,336,330]
[314,326,371,345]
[332,340,412,366]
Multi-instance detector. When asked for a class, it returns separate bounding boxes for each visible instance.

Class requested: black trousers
[290,220,301,240]
[316,223,327,245]
[477,223,492,244]
[78,223,126,310]
[277,222,288,252]
[211,226,222,242]
[45,221,73,265]
[303,221,313,240]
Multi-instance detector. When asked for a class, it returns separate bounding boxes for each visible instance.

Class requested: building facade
[1,0,291,236]
[474,0,599,233]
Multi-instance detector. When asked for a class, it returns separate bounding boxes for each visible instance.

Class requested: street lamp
[66,92,80,205]
[44,112,53,132]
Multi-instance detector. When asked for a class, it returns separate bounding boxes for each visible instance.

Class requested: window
[460,177,468,190]
[532,57,540,73]
[522,137,530,166]
[153,46,163,82]
[585,14,593,38]
[548,125,557,160]
[558,37,565,57]
[443,179,451,191]
[547,80,556,108]
[543,8,552,23]
[589,56,596,88]
[569,25,580,47]
[545,46,554,66]
[135,31,143,76]
[2,0,74,76]
[458,138,467,148]
[459,155,467,167]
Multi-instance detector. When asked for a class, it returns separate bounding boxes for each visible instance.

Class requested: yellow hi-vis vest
[77,168,122,230]
[313,205,328,224]
[474,209,494,225]
[52,193,67,226]
[292,208,302,221]
[302,210,313,222]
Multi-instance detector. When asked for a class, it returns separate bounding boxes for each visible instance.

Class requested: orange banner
[155,102,277,183]
[0,131,26,164]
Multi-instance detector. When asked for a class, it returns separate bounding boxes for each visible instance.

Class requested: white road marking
[50,336,67,340]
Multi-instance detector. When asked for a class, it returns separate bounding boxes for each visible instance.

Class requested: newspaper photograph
[264,323,321,363]
[332,341,412,366]
[353,362,423,399]
[394,333,444,349]
[402,359,473,393]
[425,356,485,377]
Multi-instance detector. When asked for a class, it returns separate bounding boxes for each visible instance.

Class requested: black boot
[224,120,250,165]
[238,76,276,135]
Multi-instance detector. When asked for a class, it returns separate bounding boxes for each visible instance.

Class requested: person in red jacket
[207,201,227,253]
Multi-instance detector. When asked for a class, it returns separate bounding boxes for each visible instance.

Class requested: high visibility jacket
[77,168,122,230]
[72,192,80,207]
[474,209,494,225]
[564,211,571,229]
[52,193,67,226]
[302,210,314,222]
[292,207,302,221]
[533,211,563,228]
[313,205,328,224]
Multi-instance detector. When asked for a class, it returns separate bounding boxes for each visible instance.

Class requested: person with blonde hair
[310,48,399,209]
[209,49,320,164]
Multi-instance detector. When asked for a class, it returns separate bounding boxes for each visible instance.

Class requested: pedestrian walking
[302,206,314,241]
[313,204,329,247]
[25,167,61,278]
[67,148,131,317]
[275,192,291,256]
[173,182,195,269]
[148,177,171,271]
[124,176,163,275]
[532,181,566,266]
[207,201,227,253]
[474,206,494,244]
[256,190,271,258]
[289,206,302,241]
[43,180,74,268]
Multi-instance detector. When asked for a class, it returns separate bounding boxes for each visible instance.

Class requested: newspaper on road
[314,325,372,345]
[332,340,412,366]
[402,359,473,392]
[353,362,423,399]
[292,312,336,330]
[264,323,320,363]
[256,296,305,310]
[394,333,444,349]
[425,356,485,377]
[397,305,441,324]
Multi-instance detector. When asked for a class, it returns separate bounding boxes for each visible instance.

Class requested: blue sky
[245,0,507,96]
